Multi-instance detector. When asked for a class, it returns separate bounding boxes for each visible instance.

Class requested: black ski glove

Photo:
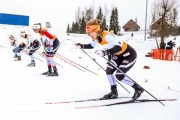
[75,43,83,49]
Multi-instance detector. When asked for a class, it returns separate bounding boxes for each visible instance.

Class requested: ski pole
[69,38,105,70]
[54,54,86,72]
[22,50,44,62]
[33,56,44,62]
[36,51,64,68]
[103,56,165,106]
[56,53,98,75]
[80,48,130,93]
[69,38,130,93]
[81,49,105,70]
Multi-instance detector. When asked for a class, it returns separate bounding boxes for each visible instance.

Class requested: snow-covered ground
[0,25,180,120]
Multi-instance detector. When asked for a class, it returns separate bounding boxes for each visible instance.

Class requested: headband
[86,25,100,33]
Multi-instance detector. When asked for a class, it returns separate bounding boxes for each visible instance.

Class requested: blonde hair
[86,19,102,26]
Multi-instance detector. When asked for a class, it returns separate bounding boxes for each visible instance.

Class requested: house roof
[123,19,140,29]
[151,18,169,30]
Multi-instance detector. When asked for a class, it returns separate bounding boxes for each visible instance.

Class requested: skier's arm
[75,40,97,49]
[41,29,54,40]
[105,45,122,55]
[95,45,122,57]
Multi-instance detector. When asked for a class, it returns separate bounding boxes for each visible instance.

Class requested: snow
[0,25,180,120]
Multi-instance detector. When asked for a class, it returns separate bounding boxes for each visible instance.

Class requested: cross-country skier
[20,31,41,66]
[9,35,17,47]
[12,33,26,61]
[75,19,144,100]
[9,35,18,58]
[32,23,60,76]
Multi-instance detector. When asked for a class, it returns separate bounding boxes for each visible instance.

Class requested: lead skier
[75,19,144,100]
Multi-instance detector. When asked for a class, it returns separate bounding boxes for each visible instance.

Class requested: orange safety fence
[151,49,173,61]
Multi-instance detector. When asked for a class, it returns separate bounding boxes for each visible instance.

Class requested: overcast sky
[0,0,179,32]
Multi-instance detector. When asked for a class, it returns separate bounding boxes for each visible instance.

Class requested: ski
[26,63,35,67]
[75,98,177,109]
[45,96,131,104]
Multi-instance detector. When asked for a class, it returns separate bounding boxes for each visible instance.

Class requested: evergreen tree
[71,22,75,33]
[170,8,179,35]
[102,16,108,30]
[78,18,82,33]
[68,5,122,34]
[109,7,120,34]
[80,16,86,34]
[114,7,120,34]
[109,8,115,32]
[66,24,71,33]
[71,21,80,33]
[74,21,80,33]
[96,7,103,20]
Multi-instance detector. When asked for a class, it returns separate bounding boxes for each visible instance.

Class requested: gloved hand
[75,43,83,49]
[42,51,46,55]
[95,50,106,57]
[27,46,33,50]
[26,48,30,53]
[46,47,51,53]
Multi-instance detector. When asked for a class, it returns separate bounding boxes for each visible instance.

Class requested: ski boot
[42,66,52,75]
[132,83,144,100]
[13,54,18,58]
[53,67,59,76]
[53,69,59,76]
[14,56,21,61]
[102,85,118,99]
[47,68,59,77]
[47,72,56,76]
[27,62,35,67]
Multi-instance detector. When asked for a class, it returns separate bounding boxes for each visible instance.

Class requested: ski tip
[75,106,98,109]
[45,102,53,104]
[165,98,177,101]
[45,101,70,104]
[75,106,82,109]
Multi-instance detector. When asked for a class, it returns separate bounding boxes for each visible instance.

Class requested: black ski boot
[47,66,58,76]
[103,85,118,99]
[14,56,21,61]
[27,61,35,67]
[53,69,59,76]
[13,54,18,58]
[42,66,52,75]
[47,72,58,76]
[53,66,59,76]
[132,83,144,100]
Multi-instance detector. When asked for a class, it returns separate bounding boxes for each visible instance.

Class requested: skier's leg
[115,57,144,100]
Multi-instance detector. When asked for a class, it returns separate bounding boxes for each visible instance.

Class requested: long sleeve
[82,40,97,49]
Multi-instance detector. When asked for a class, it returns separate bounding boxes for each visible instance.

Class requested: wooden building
[123,19,140,31]
[151,18,169,30]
